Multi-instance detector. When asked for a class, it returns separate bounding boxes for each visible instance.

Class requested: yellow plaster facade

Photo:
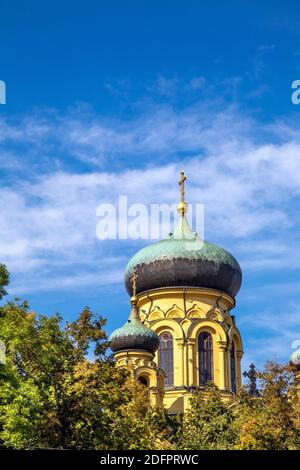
[134,286,243,413]
[114,349,165,408]
[112,285,243,414]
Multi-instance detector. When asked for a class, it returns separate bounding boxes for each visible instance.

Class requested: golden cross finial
[178,171,187,203]
[177,171,187,215]
[131,269,138,298]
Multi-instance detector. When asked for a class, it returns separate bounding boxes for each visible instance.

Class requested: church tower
[111,172,243,414]
[109,271,165,407]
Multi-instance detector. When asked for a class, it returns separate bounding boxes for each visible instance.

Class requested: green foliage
[1,301,299,451]
[0,299,172,449]
[0,268,299,450]
[176,366,300,450]
[235,363,300,450]
[104,380,174,450]
[178,385,238,450]
[0,300,128,448]
[0,264,9,300]
[0,378,44,448]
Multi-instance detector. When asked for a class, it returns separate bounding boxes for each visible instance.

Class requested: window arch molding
[228,332,242,394]
[188,319,226,343]
[198,331,214,386]
[158,330,174,386]
[151,318,184,339]
[136,368,155,387]
[138,375,149,387]
[151,320,184,388]
[189,322,226,388]
[230,341,236,394]
[228,327,243,352]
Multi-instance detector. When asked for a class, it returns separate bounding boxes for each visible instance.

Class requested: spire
[174,170,195,240]
[129,269,139,320]
[109,270,159,354]
[130,269,138,305]
[177,170,188,216]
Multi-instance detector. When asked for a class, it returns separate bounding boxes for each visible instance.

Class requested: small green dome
[109,305,159,353]
[125,215,242,298]
[289,349,300,370]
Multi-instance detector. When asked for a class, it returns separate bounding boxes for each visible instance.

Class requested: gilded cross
[178,171,187,204]
[131,270,138,297]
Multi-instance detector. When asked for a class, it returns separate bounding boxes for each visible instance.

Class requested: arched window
[198,332,213,385]
[158,332,174,386]
[138,376,148,387]
[230,343,236,394]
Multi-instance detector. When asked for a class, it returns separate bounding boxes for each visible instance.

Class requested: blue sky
[1,0,300,371]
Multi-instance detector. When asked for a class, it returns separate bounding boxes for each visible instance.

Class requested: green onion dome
[109,304,159,353]
[125,214,242,298]
[289,349,300,371]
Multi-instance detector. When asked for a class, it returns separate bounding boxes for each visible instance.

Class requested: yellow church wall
[188,321,226,389]
[135,286,243,413]
[151,319,185,388]
[114,349,165,408]
[159,388,236,415]
[228,330,244,392]
[138,287,235,323]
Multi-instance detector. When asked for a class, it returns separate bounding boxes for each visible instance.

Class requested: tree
[1,268,299,450]
[0,301,130,448]
[178,385,238,450]
[105,379,175,450]
[176,363,300,451]
[0,300,173,449]
[0,264,9,300]
[235,362,300,450]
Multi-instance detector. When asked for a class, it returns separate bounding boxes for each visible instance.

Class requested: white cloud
[0,101,300,291]
[240,302,300,370]
[1,92,300,370]
[9,268,124,296]
[146,75,179,97]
